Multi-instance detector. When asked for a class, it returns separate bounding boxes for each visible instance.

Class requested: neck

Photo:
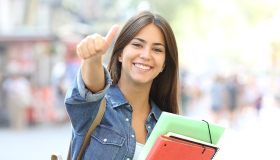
[117,78,152,113]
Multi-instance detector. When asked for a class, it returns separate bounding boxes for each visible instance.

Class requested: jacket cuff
[77,65,112,102]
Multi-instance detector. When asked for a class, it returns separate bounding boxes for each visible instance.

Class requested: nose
[139,47,151,60]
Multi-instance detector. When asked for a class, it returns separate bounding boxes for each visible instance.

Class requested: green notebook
[138,112,226,160]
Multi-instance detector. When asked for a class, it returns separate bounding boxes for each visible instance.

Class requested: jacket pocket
[83,125,126,160]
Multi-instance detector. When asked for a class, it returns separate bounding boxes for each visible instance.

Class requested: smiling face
[118,23,166,86]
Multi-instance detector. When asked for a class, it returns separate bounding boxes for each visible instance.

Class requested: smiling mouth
[134,63,152,70]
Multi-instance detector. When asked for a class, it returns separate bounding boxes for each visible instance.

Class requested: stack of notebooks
[138,112,226,160]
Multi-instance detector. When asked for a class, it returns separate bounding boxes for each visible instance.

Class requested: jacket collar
[149,99,162,121]
[106,85,162,120]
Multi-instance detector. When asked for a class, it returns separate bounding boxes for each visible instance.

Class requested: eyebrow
[133,38,165,48]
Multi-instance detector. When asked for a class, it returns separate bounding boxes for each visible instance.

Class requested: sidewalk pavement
[0,123,71,160]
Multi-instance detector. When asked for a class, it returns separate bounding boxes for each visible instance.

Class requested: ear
[161,63,165,72]
[118,52,123,62]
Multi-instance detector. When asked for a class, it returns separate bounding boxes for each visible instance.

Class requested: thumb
[105,25,119,47]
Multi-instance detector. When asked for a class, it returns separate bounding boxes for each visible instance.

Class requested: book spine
[145,136,163,160]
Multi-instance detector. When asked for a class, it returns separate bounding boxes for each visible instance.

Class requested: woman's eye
[132,43,141,47]
[154,48,163,52]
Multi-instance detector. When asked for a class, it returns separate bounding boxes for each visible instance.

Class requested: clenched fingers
[81,39,91,59]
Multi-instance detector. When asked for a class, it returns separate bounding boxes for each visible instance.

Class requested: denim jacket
[65,66,162,160]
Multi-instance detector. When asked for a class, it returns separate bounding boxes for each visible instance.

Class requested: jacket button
[127,158,130,160]
[126,118,129,121]
[103,139,107,142]
[132,135,135,138]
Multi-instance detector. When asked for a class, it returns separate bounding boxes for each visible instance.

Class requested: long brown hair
[107,10,179,114]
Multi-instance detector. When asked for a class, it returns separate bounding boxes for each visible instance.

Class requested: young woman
[65,10,179,160]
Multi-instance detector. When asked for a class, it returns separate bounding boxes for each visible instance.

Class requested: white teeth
[134,64,151,70]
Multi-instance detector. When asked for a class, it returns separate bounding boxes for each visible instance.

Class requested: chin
[132,77,152,85]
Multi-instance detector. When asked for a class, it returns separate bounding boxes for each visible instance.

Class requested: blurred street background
[0,0,280,160]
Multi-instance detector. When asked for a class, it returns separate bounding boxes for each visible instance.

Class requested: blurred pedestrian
[180,68,191,115]
[2,62,31,130]
[210,75,226,123]
[51,61,69,122]
[255,95,262,116]
[241,76,263,117]
[0,71,9,125]
[226,75,240,128]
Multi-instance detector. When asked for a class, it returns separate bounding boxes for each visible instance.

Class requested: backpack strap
[67,97,106,160]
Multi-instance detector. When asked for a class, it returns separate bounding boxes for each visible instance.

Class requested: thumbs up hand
[76,25,119,60]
